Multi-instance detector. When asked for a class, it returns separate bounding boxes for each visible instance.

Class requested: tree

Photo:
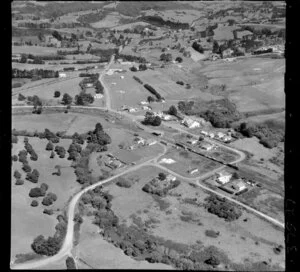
[22,163,32,173]
[40,183,49,193]
[232,172,240,179]
[62,93,73,105]
[192,41,204,54]
[175,56,183,63]
[160,53,172,62]
[12,155,18,162]
[205,255,220,266]
[43,209,53,215]
[15,179,24,185]
[147,96,155,103]
[75,92,94,105]
[130,66,138,72]
[212,40,220,54]
[52,30,62,41]
[31,200,39,207]
[168,105,178,116]
[12,135,18,144]
[18,93,26,101]
[20,55,27,63]
[139,64,147,71]
[158,172,166,181]
[46,141,54,151]
[14,170,22,179]
[54,91,61,98]
[50,151,55,158]
[29,187,46,198]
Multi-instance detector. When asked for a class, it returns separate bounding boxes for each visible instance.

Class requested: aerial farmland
[11,1,286,270]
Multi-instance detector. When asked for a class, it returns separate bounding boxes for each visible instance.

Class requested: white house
[208,132,215,138]
[182,118,200,129]
[128,107,138,113]
[200,130,208,136]
[217,171,232,185]
[217,132,225,139]
[161,114,173,121]
[159,158,176,164]
[142,106,151,110]
[189,168,199,175]
[223,135,232,143]
[111,82,117,85]
[187,139,198,145]
[200,142,213,151]
[59,73,66,78]
[166,174,176,182]
[120,75,124,79]
[232,180,247,192]
[94,94,103,99]
[140,101,149,105]
[145,139,157,146]
[86,83,93,88]
[134,137,145,145]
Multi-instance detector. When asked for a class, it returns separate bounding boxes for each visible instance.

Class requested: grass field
[11,136,79,259]
[158,147,222,178]
[199,57,285,113]
[104,165,285,269]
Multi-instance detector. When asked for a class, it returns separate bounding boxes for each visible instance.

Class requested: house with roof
[200,142,214,151]
[216,170,232,185]
[188,168,199,175]
[166,174,176,182]
[217,132,225,139]
[200,130,208,136]
[187,138,198,145]
[182,118,200,129]
[159,158,176,164]
[232,180,247,192]
[134,137,145,145]
[222,48,234,58]
[208,132,215,138]
[223,135,232,143]
[145,139,157,146]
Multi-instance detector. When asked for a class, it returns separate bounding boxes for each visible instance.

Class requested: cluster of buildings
[200,130,233,143]
[216,170,247,193]
[127,136,157,150]
[102,153,124,170]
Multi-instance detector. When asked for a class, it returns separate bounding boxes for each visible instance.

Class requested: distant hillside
[12,1,109,18]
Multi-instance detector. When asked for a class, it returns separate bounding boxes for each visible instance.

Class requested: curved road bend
[11,144,167,270]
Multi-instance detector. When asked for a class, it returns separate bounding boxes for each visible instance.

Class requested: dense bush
[40,183,49,193]
[160,53,172,62]
[130,66,138,72]
[50,151,55,158]
[142,178,180,197]
[66,256,76,269]
[62,93,73,105]
[43,209,54,215]
[204,195,242,221]
[18,150,28,164]
[140,15,189,30]
[18,93,26,101]
[205,230,220,238]
[115,53,146,63]
[238,122,284,148]
[29,187,46,198]
[192,41,204,54]
[31,235,61,256]
[55,146,66,158]
[12,155,18,162]
[26,169,40,183]
[12,68,59,79]
[22,163,32,173]
[175,57,183,63]
[42,192,58,206]
[116,178,132,188]
[142,112,162,126]
[75,92,94,105]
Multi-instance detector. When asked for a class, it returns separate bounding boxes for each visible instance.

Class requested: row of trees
[143,84,164,101]
[12,69,59,79]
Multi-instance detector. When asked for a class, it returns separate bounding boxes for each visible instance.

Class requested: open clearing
[11,136,79,259]
[76,216,173,269]
[158,146,223,178]
[105,165,285,269]
[199,58,285,113]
